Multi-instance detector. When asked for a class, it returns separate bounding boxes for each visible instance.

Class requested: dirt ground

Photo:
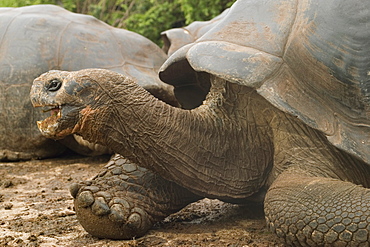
[0,154,284,247]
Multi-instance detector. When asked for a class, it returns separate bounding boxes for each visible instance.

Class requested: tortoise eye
[47,79,62,92]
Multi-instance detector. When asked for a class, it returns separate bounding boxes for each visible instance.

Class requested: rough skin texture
[30,69,370,246]
[265,171,370,246]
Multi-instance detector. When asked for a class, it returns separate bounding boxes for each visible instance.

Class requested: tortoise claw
[91,197,111,216]
[76,191,95,208]
[69,183,81,199]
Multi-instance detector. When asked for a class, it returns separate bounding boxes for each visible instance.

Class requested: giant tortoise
[0,4,173,160]
[30,0,369,246]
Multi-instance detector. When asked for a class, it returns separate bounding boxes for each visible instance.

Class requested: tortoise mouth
[36,105,62,138]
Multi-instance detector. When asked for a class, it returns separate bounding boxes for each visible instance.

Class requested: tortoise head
[30,69,101,140]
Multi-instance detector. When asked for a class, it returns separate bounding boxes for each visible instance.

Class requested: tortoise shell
[159,0,370,164]
[161,8,229,56]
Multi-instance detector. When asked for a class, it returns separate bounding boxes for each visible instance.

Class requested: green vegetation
[0,0,235,45]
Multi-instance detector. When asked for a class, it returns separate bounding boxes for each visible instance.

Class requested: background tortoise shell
[0,4,173,161]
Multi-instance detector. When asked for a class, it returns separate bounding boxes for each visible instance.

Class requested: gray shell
[0,5,171,160]
[161,8,229,56]
[159,0,370,164]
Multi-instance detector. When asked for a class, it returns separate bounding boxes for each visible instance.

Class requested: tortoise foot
[70,154,201,239]
[71,183,152,239]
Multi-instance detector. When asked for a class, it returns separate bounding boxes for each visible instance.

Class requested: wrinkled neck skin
[73,75,369,201]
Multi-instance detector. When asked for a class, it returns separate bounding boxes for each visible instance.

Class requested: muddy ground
[0,154,284,246]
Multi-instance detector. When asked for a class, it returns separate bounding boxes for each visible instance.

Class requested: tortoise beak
[35,105,63,139]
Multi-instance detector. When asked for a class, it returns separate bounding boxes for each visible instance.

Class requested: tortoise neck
[76,75,274,200]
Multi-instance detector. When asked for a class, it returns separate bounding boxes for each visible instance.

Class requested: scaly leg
[265,169,370,246]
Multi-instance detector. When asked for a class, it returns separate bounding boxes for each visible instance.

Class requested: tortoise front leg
[70,154,202,239]
[264,170,370,246]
